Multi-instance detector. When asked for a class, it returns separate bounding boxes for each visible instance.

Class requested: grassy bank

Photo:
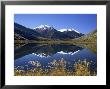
[15,40,97,53]
[15,40,96,44]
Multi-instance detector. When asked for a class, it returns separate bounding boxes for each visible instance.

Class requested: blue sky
[14,14,97,34]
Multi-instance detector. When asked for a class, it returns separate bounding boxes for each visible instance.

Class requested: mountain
[58,28,80,33]
[34,25,84,39]
[34,25,55,31]
[72,29,97,43]
[71,29,97,53]
[14,23,41,40]
[14,23,84,40]
[14,33,27,40]
[34,25,60,39]
[58,28,84,38]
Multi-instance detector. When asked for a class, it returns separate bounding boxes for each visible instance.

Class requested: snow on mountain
[57,29,66,32]
[34,25,80,33]
[34,25,53,30]
[34,24,81,35]
[58,28,80,33]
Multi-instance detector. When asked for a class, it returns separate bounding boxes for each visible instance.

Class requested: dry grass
[14,59,96,76]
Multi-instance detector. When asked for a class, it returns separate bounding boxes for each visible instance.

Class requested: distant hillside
[71,29,97,53]
[14,23,41,40]
[14,33,27,40]
[72,29,97,43]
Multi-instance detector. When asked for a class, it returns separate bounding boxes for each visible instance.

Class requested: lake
[14,43,97,76]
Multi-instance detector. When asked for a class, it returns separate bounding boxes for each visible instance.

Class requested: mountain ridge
[14,23,84,40]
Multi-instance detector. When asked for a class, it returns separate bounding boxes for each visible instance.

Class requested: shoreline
[14,40,96,44]
[14,40,97,53]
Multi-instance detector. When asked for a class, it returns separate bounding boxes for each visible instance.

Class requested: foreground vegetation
[14,59,96,76]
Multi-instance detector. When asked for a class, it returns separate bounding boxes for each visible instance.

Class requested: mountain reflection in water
[14,44,97,76]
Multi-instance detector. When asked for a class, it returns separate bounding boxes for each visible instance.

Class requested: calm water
[14,44,97,74]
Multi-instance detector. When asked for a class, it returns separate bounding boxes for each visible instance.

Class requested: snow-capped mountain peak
[34,25,53,30]
[58,28,80,33]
